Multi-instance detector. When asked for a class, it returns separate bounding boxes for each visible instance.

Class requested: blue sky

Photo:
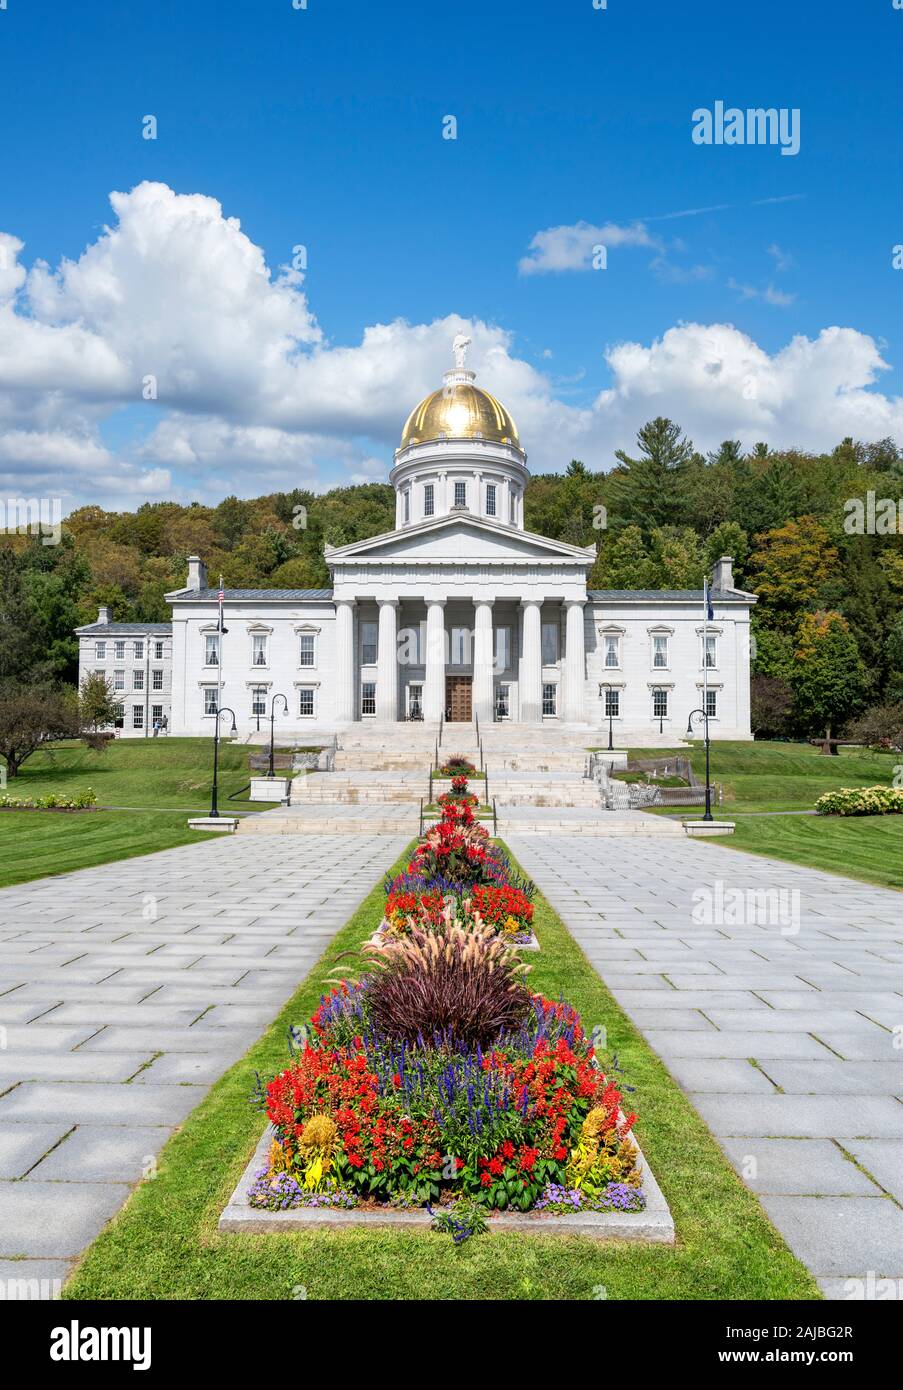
[0,0,901,508]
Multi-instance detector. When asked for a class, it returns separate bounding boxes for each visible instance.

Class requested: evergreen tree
[790,611,868,751]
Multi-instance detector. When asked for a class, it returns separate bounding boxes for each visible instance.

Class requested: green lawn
[63,840,818,1302]
[0,737,295,889]
[719,814,903,890]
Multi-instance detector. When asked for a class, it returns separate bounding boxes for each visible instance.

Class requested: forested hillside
[1,417,902,740]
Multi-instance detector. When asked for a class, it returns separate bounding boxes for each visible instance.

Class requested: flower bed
[436,773,480,810]
[815,785,903,816]
[0,788,98,810]
[437,755,477,777]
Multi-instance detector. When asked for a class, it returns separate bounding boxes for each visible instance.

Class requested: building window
[133,669,144,691]
[252,633,268,666]
[705,687,718,718]
[298,687,315,718]
[203,687,218,716]
[454,480,467,508]
[114,640,125,660]
[403,489,410,524]
[542,683,558,717]
[361,621,378,666]
[496,683,510,719]
[703,634,717,668]
[154,640,165,660]
[652,688,668,720]
[113,703,124,729]
[132,705,144,730]
[205,634,219,666]
[299,633,316,667]
[152,668,164,691]
[603,635,620,668]
[509,489,518,524]
[133,640,144,660]
[494,626,510,672]
[407,683,423,719]
[604,688,620,718]
[361,680,376,717]
[486,483,497,517]
[423,483,434,517]
[151,704,163,725]
[252,687,267,717]
[541,621,559,665]
[95,641,107,660]
[652,634,669,668]
[113,669,125,691]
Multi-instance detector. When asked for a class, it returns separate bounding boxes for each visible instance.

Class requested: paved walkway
[507,833,903,1299]
[0,832,406,1295]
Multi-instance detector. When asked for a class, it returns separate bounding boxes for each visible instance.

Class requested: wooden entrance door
[445,675,473,722]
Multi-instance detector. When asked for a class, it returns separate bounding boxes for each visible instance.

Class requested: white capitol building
[77,343,756,742]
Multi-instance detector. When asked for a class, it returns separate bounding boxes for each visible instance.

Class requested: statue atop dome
[452,332,471,372]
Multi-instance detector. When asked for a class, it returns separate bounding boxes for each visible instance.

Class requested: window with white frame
[132,705,144,729]
[541,621,559,665]
[154,640,164,660]
[407,683,423,718]
[705,687,718,718]
[604,688,620,718]
[133,669,144,691]
[252,687,267,717]
[299,632,316,667]
[205,634,219,666]
[133,640,144,660]
[403,489,410,523]
[152,668,163,691]
[423,482,434,517]
[252,633,268,666]
[113,703,124,728]
[652,634,669,668]
[95,641,107,660]
[542,682,558,716]
[151,704,163,724]
[703,634,717,668]
[486,483,497,517]
[298,686,315,718]
[494,626,510,673]
[652,688,668,719]
[454,480,467,508]
[603,634,620,668]
[203,687,218,716]
[496,682,510,719]
[114,640,125,660]
[361,680,376,716]
[509,489,518,524]
[113,669,125,691]
[361,621,378,666]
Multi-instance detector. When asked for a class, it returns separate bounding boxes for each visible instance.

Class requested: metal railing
[492,797,497,836]
[419,797,424,837]
[438,713,444,748]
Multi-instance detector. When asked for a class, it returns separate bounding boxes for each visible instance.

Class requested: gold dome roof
[400,375,520,450]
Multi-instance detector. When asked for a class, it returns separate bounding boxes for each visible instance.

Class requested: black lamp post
[599,683,615,752]
[209,706,237,818]
[267,693,289,778]
[686,707,714,821]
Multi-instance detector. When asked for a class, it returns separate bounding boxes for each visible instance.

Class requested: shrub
[363,924,533,1049]
[438,755,476,776]
[0,788,97,810]
[815,785,903,816]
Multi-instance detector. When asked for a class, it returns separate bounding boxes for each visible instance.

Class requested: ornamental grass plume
[363,922,533,1049]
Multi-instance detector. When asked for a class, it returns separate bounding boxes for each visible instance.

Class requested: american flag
[217,587,225,602]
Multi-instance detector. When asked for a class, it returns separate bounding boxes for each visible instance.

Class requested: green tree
[789,611,867,752]
[79,672,117,731]
[748,516,838,632]
[606,418,696,532]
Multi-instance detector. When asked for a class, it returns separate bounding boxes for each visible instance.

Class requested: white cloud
[727,277,796,307]
[0,184,901,509]
[517,220,657,275]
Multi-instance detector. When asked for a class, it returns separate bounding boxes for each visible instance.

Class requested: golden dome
[400,376,520,450]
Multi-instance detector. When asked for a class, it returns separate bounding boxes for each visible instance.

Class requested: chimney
[187,555,208,591]
[97,604,111,624]
[711,556,734,592]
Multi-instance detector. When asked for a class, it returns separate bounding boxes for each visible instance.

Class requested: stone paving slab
[0,831,408,1289]
[507,832,903,1299]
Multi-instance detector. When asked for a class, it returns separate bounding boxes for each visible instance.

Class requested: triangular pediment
[326,514,595,567]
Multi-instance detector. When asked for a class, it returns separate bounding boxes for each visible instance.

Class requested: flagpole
[217,574,224,716]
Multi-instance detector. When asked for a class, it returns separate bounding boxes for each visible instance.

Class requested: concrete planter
[249,776,290,802]
[219,1123,674,1244]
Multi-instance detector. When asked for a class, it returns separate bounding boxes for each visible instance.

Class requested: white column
[564,600,586,723]
[376,599,399,723]
[473,598,495,724]
[520,598,542,723]
[423,599,446,723]
[334,599,356,723]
